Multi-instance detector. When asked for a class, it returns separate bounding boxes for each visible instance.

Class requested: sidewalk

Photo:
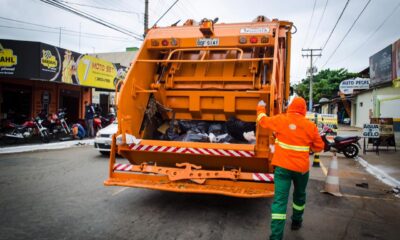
[357,150,400,188]
[337,126,400,189]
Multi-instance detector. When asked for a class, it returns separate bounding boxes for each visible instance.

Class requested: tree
[293,68,358,105]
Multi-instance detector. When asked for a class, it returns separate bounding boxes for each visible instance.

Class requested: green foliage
[293,68,358,104]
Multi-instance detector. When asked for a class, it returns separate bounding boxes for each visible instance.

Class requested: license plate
[104,140,111,146]
[196,38,219,46]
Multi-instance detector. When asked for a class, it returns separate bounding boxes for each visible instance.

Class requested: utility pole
[144,0,149,38]
[302,48,322,111]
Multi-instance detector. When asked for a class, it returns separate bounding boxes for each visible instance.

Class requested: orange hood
[288,97,307,116]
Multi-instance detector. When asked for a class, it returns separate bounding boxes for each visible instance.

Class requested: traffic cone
[312,153,320,167]
[321,152,342,197]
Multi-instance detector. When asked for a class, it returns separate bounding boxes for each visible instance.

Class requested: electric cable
[40,0,143,40]
[331,1,400,65]
[321,0,371,68]
[310,0,329,47]
[321,0,350,50]
[302,0,317,48]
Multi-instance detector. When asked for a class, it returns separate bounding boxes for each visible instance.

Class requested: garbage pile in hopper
[156,117,256,144]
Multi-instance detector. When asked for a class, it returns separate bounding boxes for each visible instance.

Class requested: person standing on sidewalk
[84,101,95,138]
[256,97,324,240]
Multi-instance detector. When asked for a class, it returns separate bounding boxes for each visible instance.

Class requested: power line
[152,0,180,27]
[331,1,400,65]
[58,1,142,15]
[39,0,143,40]
[302,0,317,48]
[321,0,350,50]
[310,0,329,46]
[0,25,133,42]
[0,16,132,40]
[321,0,372,68]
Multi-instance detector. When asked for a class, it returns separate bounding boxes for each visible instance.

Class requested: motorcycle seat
[334,136,357,142]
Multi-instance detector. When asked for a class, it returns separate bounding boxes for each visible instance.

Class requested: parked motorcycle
[93,114,103,134]
[100,113,115,128]
[52,108,71,135]
[321,125,361,158]
[4,117,50,143]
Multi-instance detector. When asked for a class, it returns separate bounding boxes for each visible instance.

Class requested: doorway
[1,83,32,124]
[59,89,80,123]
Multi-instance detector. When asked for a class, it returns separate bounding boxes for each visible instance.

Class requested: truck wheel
[343,144,358,158]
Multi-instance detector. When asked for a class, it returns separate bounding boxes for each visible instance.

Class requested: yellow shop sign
[41,49,58,68]
[0,44,17,67]
[77,55,117,89]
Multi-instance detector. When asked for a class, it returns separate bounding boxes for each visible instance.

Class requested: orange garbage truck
[105,16,293,198]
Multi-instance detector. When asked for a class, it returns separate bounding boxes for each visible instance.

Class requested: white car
[94,121,118,155]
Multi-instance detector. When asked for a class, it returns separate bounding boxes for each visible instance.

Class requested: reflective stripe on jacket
[256,105,324,173]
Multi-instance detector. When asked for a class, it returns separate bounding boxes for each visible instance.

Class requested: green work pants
[270,166,309,240]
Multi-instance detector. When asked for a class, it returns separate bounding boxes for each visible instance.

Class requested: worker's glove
[258,100,266,107]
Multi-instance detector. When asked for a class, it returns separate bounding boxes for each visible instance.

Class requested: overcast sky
[1,0,400,83]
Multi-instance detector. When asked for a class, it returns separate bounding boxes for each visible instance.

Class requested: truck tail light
[170,38,178,46]
[239,36,247,44]
[250,36,258,44]
[151,40,159,46]
[161,39,169,46]
[261,36,269,43]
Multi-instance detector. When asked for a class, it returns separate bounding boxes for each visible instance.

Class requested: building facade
[0,39,124,124]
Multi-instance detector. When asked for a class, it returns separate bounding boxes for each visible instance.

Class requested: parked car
[343,118,351,125]
[94,121,117,155]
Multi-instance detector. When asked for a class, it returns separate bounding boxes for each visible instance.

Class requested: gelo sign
[362,124,380,138]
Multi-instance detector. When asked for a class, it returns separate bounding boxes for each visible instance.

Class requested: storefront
[0,39,122,125]
[350,38,400,147]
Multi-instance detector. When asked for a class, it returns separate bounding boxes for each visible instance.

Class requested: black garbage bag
[165,127,180,140]
[180,131,209,142]
[178,120,209,134]
[226,117,255,141]
[208,123,225,135]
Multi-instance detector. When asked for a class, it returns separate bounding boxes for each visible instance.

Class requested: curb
[0,139,94,155]
[354,156,400,188]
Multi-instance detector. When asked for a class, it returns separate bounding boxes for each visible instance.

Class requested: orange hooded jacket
[257,97,324,173]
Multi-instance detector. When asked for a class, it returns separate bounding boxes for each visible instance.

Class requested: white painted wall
[354,91,374,128]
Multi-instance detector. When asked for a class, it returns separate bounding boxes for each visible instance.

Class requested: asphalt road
[0,146,399,240]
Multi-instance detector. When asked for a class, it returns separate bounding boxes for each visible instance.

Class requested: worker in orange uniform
[257,97,324,240]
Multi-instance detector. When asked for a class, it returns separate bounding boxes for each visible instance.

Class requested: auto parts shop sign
[339,78,370,94]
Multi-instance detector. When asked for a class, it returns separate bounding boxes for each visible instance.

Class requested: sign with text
[0,40,40,79]
[362,124,380,138]
[339,77,370,94]
[0,39,122,90]
[76,55,118,89]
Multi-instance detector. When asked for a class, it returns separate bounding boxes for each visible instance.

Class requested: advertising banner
[0,39,124,90]
[369,45,392,87]
[0,40,40,79]
[40,43,61,81]
[76,55,118,89]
